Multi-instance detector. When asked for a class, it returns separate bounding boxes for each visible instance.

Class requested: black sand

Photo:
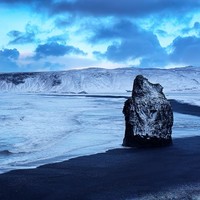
[169,99,200,117]
[0,136,200,200]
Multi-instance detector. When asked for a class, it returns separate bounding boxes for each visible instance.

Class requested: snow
[0,66,199,94]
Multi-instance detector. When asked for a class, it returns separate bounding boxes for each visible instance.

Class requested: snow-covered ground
[0,92,199,173]
[0,66,199,93]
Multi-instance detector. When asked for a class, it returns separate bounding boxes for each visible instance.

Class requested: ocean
[0,92,199,173]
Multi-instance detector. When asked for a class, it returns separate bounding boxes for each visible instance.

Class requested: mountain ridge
[0,66,199,93]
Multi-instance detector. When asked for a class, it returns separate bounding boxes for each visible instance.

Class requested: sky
[1,0,200,72]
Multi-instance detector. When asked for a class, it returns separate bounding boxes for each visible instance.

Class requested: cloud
[0,48,20,72]
[194,22,200,31]
[92,20,168,67]
[54,15,77,28]
[0,0,52,7]
[47,34,68,44]
[170,36,200,66]
[0,48,19,60]
[181,21,200,36]
[22,61,66,72]
[89,20,134,43]
[7,24,39,45]
[1,0,200,18]
[34,42,87,59]
[155,29,168,37]
[1,0,200,70]
[0,58,19,72]
[46,0,200,18]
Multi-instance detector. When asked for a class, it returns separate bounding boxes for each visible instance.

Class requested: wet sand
[169,99,200,117]
[0,136,200,200]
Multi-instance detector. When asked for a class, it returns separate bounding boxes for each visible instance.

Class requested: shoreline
[0,136,200,200]
[0,94,200,199]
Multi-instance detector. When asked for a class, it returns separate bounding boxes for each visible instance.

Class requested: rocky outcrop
[123,75,173,147]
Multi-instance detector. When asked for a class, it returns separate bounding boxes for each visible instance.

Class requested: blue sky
[1,0,200,72]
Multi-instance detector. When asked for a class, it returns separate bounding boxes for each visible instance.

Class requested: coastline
[0,136,200,200]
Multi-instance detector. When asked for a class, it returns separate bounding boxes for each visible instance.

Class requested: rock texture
[123,75,173,147]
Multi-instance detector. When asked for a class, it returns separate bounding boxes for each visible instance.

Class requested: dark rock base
[123,135,173,148]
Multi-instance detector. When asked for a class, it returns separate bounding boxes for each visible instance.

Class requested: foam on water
[0,93,125,173]
[0,92,199,173]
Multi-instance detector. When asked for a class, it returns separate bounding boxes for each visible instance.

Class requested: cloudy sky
[1,0,200,72]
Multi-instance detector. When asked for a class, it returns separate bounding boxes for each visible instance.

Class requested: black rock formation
[123,75,173,147]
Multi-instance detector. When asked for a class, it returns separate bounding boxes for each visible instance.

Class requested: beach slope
[0,137,200,200]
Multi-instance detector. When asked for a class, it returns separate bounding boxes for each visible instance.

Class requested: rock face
[123,75,173,147]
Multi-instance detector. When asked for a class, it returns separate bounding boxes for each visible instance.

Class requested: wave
[0,150,26,156]
[0,150,13,155]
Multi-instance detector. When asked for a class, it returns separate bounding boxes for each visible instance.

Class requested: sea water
[0,92,199,173]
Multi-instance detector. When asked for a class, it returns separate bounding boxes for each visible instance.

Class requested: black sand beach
[0,99,200,200]
[0,136,200,200]
[169,99,200,117]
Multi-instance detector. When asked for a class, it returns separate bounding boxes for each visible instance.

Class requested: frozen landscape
[0,66,199,94]
[0,66,200,173]
[1,0,200,199]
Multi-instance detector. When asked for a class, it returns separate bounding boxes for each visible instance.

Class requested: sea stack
[123,75,173,147]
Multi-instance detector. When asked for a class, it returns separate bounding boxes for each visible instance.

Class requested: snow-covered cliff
[0,66,199,93]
